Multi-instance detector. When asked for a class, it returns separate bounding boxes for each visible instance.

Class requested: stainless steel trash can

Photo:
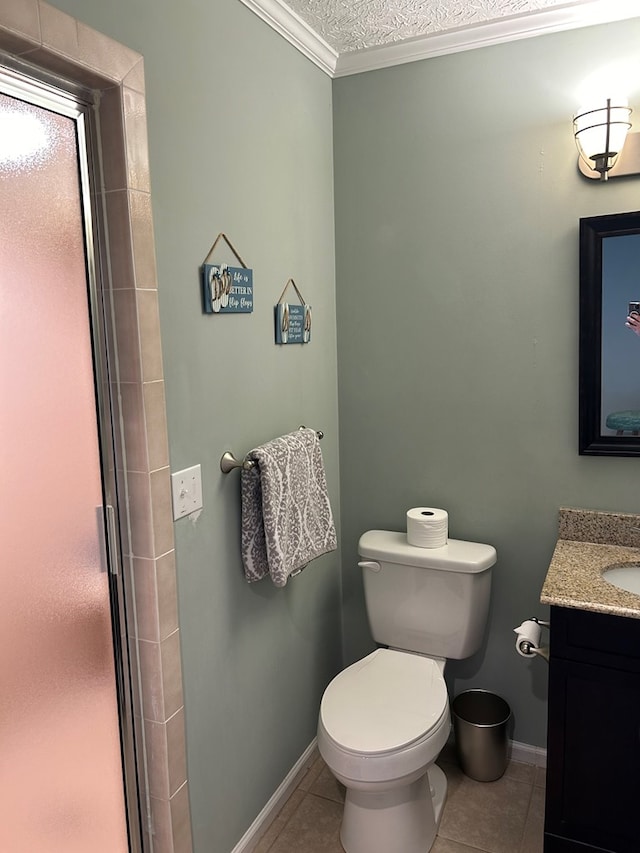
[452,690,511,782]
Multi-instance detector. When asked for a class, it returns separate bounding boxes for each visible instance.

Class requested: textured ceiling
[284,0,596,53]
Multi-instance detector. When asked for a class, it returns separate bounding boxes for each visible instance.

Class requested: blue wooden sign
[203,263,253,314]
[275,302,312,344]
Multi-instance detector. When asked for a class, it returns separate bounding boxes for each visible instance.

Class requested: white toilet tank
[359,530,496,660]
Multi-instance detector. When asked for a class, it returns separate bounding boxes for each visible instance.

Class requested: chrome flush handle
[358,561,381,573]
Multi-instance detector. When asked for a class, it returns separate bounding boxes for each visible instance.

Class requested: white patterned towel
[241,428,337,587]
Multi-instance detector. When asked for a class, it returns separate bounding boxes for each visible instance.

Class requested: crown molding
[238,0,640,79]
[334,0,640,77]
[238,0,338,75]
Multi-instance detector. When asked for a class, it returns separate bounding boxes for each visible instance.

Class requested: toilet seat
[320,648,448,755]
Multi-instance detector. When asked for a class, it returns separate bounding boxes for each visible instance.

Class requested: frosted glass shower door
[0,91,130,851]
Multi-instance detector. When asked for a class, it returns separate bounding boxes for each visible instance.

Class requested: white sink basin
[602,563,640,596]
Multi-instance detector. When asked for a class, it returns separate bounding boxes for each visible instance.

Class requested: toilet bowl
[317,530,497,853]
[318,648,451,853]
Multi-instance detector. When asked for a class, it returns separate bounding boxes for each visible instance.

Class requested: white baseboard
[231,738,318,853]
[509,738,547,769]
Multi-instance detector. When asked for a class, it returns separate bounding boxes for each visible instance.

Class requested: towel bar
[220,427,324,474]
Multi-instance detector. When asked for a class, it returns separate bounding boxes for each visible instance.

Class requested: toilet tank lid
[359,530,497,573]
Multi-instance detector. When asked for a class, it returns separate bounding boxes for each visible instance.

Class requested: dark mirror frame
[579,210,640,456]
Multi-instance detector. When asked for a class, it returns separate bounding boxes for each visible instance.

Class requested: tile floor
[253,744,545,853]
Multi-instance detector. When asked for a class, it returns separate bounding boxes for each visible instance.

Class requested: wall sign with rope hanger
[201,233,253,314]
[275,279,311,345]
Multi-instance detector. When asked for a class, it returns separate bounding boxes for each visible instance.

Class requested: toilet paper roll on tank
[406,507,448,549]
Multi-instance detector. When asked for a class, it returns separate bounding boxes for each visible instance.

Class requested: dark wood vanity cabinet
[544,606,640,853]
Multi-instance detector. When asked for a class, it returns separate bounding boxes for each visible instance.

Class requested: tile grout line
[259,759,327,853]
[517,781,537,853]
[520,774,546,853]
[259,792,307,853]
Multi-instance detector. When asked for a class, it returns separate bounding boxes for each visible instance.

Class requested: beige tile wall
[0,3,191,851]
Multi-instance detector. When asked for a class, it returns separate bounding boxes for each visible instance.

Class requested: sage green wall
[333,20,640,749]
[37,0,640,844]
[51,1,340,851]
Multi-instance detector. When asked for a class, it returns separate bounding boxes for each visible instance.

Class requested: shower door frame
[0,63,144,853]
[0,9,192,851]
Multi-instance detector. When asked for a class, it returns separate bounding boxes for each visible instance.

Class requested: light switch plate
[171,464,203,520]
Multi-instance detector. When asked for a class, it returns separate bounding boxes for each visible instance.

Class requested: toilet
[317,529,496,853]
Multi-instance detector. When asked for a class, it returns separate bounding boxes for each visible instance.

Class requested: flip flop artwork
[202,233,253,314]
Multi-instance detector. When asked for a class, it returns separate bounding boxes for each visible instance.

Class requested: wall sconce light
[573,98,638,181]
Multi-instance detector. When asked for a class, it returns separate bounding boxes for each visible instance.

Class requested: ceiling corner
[238,0,338,76]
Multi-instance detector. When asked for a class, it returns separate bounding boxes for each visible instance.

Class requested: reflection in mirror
[602,234,640,431]
[579,212,640,456]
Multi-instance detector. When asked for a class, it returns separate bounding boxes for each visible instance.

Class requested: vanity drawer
[551,606,640,671]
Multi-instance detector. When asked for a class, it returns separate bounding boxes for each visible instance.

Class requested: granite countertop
[540,507,640,619]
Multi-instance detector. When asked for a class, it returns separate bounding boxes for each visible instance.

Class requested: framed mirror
[579,211,640,456]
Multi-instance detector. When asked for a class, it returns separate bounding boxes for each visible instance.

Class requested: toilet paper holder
[514,616,550,662]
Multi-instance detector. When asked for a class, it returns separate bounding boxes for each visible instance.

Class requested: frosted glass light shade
[573,99,632,179]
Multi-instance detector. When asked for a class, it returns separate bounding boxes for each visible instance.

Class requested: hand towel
[241,428,337,587]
